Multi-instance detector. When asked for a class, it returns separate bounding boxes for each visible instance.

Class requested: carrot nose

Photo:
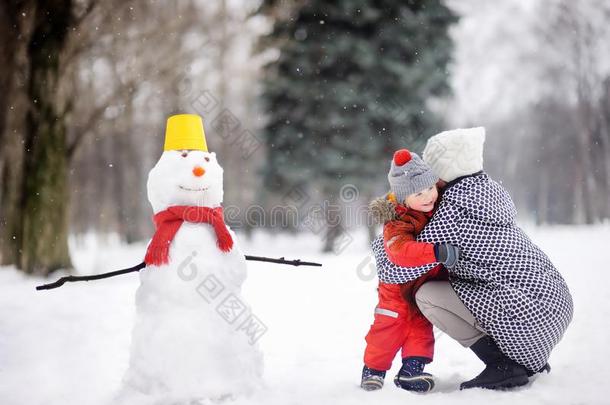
[192,166,205,177]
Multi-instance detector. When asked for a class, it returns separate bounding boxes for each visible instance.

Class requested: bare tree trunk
[575,119,597,224]
[0,1,33,266]
[571,2,600,224]
[215,0,238,209]
[574,61,597,223]
[599,78,610,219]
[18,0,74,275]
[115,98,146,243]
[572,165,586,224]
[0,2,21,147]
[0,124,26,266]
[536,162,550,225]
[322,186,343,253]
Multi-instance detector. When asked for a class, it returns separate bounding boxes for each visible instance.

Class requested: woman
[372,127,573,390]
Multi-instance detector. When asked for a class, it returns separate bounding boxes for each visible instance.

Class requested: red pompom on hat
[393,149,412,166]
[388,148,437,203]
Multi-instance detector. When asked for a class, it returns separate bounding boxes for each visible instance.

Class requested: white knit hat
[422,127,486,182]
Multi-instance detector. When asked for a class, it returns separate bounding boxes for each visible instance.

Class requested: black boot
[460,336,529,390]
[361,366,386,391]
[526,363,551,377]
[393,357,435,393]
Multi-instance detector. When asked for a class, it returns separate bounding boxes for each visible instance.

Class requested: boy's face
[405,185,438,212]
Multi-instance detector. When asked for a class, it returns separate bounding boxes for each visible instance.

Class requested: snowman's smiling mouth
[179,185,208,192]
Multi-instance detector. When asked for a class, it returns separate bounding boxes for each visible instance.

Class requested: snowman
[119,114,263,403]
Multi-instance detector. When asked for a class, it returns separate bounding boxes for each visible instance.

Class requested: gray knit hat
[388,149,438,203]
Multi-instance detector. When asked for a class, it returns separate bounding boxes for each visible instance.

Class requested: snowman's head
[147,149,223,213]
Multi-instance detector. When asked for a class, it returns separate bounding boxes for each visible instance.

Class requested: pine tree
[258,0,457,250]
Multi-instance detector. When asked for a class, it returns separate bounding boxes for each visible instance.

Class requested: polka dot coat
[373,173,574,372]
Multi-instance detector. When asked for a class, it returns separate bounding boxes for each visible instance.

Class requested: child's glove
[434,243,460,269]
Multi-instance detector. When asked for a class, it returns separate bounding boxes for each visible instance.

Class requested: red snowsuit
[364,204,448,371]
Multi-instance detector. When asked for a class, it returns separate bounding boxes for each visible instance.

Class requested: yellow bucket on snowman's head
[163,114,208,151]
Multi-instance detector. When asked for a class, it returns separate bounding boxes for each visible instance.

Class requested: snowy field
[1,225,609,405]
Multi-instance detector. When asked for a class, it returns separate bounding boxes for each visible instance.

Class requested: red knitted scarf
[144,206,233,266]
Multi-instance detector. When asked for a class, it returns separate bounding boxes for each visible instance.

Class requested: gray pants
[415,281,486,347]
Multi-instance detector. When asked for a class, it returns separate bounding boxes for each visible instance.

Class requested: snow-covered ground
[1,225,608,405]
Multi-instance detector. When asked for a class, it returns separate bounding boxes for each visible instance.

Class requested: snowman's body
[121,149,263,403]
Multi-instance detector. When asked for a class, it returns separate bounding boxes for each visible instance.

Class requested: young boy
[361,149,460,392]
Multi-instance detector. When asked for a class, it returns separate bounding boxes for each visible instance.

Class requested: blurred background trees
[257,0,456,250]
[0,0,609,276]
[0,0,266,275]
[448,0,610,225]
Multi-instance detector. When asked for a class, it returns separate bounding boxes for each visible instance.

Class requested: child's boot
[361,365,386,391]
[394,357,435,392]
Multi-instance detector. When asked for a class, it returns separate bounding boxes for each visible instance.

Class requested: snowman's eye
[204,157,210,162]
[181,152,188,158]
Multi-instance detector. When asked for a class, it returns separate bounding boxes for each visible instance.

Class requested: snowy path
[1,226,608,405]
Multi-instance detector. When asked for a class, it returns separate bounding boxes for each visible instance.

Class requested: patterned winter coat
[372,172,574,372]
